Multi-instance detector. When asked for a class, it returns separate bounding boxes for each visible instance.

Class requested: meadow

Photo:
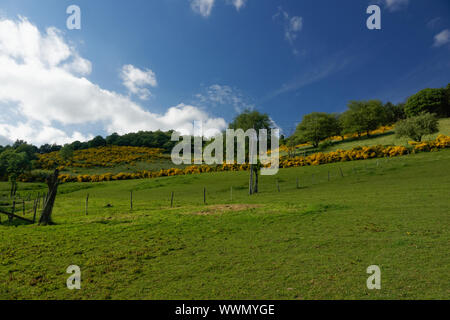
[293,118,450,155]
[0,148,449,299]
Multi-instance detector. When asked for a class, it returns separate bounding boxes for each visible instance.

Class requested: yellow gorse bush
[36,146,165,169]
[20,135,450,183]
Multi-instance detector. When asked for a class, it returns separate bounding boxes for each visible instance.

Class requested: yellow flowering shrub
[36,146,164,169]
[17,135,450,183]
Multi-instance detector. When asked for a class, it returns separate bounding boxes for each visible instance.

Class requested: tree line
[288,83,450,149]
[0,130,178,156]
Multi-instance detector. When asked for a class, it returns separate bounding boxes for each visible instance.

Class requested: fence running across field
[0,156,412,223]
[79,157,396,215]
[0,192,48,224]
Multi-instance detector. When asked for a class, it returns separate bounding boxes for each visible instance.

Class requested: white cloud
[64,54,92,75]
[285,16,303,44]
[195,84,253,113]
[190,0,215,17]
[191,0,248,17]
[0,17,226,145]
[120,64,157,100]
[0,122,91,146]
[273,7,303,53]
[433,29,450,47]
[227,0,247,11]
[383,0,409,12]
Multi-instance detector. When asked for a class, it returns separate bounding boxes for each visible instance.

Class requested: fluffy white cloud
[121,64,157,100]
[0,17,226,145]
[190,0,215,17]
[227,0,247,11]
[433,29,450,47]
[64,54,92,75]
[383,0,409,12]
[0,122,91,146]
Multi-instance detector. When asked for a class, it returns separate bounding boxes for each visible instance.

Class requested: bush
[395,113,439,142]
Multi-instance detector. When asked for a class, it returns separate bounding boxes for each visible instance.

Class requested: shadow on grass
[0,218,34,227]
[325,131,395,149]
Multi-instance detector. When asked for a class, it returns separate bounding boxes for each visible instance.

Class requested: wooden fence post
[130,190,133,210]
[10,200,15,222]
[170,191,174,208]
[33,198,37,223]
[296,177,299,189]
[85,194,89,216]
[203,187,206,205]
[276,179,280,192]
[22,199,25,216]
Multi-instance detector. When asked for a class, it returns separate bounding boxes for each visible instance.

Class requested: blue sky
[0,0,449,145]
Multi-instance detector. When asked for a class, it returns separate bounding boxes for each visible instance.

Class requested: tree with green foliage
[228,109,273,132]
[383,102,406,124]
[59,144,74,163]
[444,83,450,116]
[39,143,62,154]
[88,135,107,148]
[293,112,337,148]
[0,149,32,197]
[395,113,439,142]
[13,140,38,161]
[229,109,273,195]
[405,88,447,118]
[285,135,299,158]
[330,113,343,140]
[340,100,385,138]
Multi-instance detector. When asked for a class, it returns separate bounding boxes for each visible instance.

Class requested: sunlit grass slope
[1,149,449,299]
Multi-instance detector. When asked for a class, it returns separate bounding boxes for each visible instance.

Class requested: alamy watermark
[366,265,381,290]
[366,5,381,30]
[170,121,280,175]
[66,5,81,30]
[66,265,81,290]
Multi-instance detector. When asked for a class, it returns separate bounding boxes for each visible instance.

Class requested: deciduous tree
[395,113,439,142]
[293,112,336,148]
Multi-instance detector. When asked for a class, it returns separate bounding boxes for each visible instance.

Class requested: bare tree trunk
[39,169,59,226]
[254,171,258,193]
[253,166,259,194]
[10,180,17,199]
[249,164,253,195]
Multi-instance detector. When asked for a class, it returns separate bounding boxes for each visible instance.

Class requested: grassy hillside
[26,118,450,178]
[321,118,450,152]
[1,149,449,299]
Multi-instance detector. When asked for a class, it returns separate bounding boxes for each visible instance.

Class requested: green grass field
[1,148,449,299]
